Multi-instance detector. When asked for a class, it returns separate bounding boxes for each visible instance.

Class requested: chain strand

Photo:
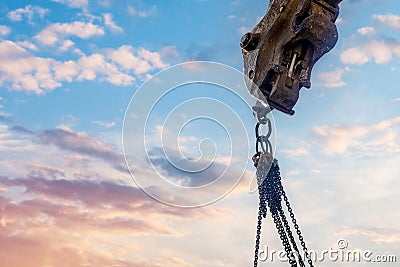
[253,157,315,267]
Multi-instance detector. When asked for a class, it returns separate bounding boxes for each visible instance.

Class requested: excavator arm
[241,0,342,115]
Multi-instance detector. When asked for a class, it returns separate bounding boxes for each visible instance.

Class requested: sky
[0,0,400,266]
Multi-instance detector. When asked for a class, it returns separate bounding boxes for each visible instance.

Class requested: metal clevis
[241,0,342,115]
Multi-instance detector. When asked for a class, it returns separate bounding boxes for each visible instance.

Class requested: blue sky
[0,0,400,266]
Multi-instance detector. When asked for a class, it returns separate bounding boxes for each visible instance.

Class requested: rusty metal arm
[241,0,342,115]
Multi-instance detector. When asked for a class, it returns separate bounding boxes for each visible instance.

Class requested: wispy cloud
[282,146,310,157]
[103,13,123,33]
[0,25,10,36]
[38,127,126,171]
[0,175,195,267]
[127,5,157,18]
[340,226,400,244]
[9,125,35,135]
[91,120,116,128]
[316,67,349,88]
[34,21,105,46]
[357,26,375,35]
[51,0,88,9]
[373,13,400,29]
[7,5,48,22]
[312,116,400,155]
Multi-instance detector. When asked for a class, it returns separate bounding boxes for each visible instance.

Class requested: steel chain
[253,157,315,267]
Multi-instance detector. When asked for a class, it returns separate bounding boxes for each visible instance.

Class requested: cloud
[316,67,349,88]
[127,5,157,18]
[0,41,59,94]
[282,147,310,157]
[340,48,369,65]
[35,21,105,46]
[238,26,249,35]
[7,5,48,22]
[0,41,168,93]
[340,227,400,244]
[59,39,74,52]
[15,41,38,51]
[107,45,167,75]
[357,26,375,35]
[341,39,400,65]
[373,13,400,29]
[38,128,126,171]
[0,176,191,267]
[27,164,66,178]
[63,154,90,167]
[51,0,88,9]
[0,176,221,222]
[147,147,252,192]
[69,53,134,85]
[312,116,400,155]
[159,45,180,63]
[91,120,116,128]
[9,125,34,135]
[103,13,123,33]
[0,25,10,36]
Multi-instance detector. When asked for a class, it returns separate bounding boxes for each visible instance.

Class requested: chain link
[253,156,315,267]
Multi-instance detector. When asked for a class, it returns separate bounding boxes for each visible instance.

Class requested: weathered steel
[242,0,342,115]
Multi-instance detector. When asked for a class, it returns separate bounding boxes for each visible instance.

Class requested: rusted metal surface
[241,0,342,115]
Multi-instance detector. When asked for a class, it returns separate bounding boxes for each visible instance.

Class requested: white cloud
[159,46,180,63]
[285,170,301,177]
[373,13,400,29]
[107,45,167,75]
[365,40,395,64]
[15,41,38,51]
[51,0,88,9]
[98,0,113,7]
[91,120,116,128]
[0,41,169,93]
[316,67,349,88]
[53,60,78,82]
[7,5,48,22]
[238,26,249,35]
[102,13,123,33]
[138,48,167,69]
[340,227,400,244]
[127,5,157,18]
[341,40,400,65]
[357,26,375,35]
[313,116,400,155]
[71,53,135,85]
[0,25,10,36]
[340,48,369,65]
[59,39,75,52]
[282,147,310,157]
[35,21,105,46]
[0,41,52,94]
